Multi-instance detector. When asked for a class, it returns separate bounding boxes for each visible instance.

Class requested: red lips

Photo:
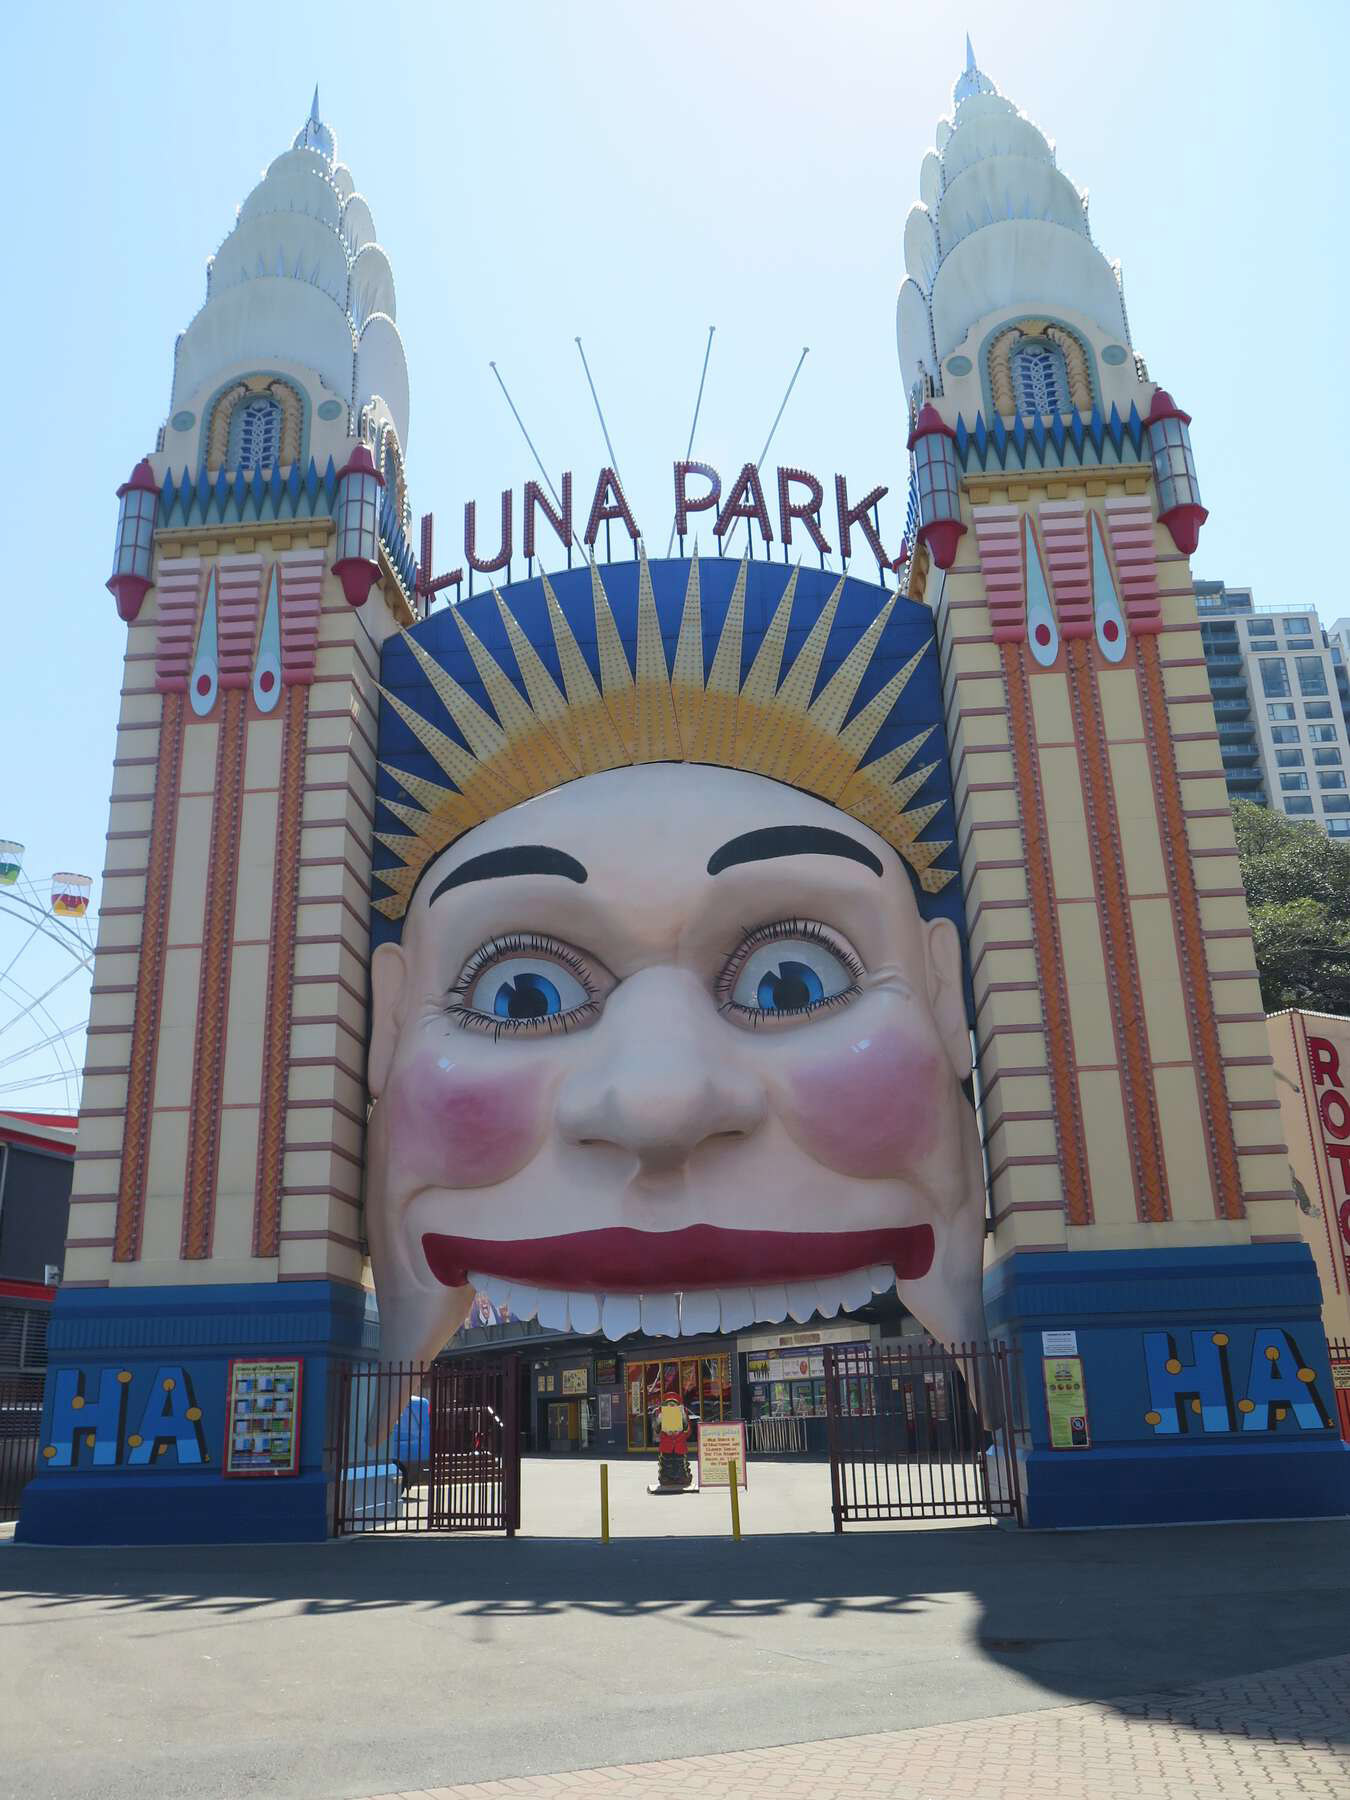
[423,1223,935,1292]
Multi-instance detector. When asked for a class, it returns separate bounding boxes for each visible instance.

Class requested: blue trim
[986,1245,1350,1528]
[16,1282,376,1546]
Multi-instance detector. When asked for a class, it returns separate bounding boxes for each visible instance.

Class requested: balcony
[1221,745,1260,766]
[1205,656,1244,676]
[1213,698,1252,718]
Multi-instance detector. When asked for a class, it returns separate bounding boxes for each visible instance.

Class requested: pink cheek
[787,1029,943,1179]
[388,1054,548,1188]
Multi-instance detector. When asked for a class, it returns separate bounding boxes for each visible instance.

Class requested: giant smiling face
[366,761,987,1366]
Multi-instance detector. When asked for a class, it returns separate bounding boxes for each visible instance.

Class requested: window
[1306,702,1334,720]
[1268,703,1297,721]
[1297,657,1329,697]
[1012,341,1068,417]
[1315,748,1343,767]
[1324,794,1350,813]
[1281,772,1310,792]
[1283,616,1313,633]
[1276,750,1305,768]
[1248,619,1276,636]
[1311,725,1339,743]
[1285,798,1314,815]
[1260,658,1290,697]
[1271,726,1301,744]
[1287,639,1316,651]
[1319,770,1347,790]
[1327,816,1350,834]
[227,395,282,472]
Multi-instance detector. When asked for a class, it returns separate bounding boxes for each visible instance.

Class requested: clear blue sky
[3,1,1347,1100]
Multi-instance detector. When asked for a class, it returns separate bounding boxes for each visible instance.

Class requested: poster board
[224,1358,302,1477]
[1042,1356,1090,1449]
[698,1419,748,1488]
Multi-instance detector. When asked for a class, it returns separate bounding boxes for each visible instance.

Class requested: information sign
[561,1367,588,1395]
[698,1419,748,1488]
[1043,1356,1090,1449]
[224,1358,302,1477]
[1041,1330,1078,1356]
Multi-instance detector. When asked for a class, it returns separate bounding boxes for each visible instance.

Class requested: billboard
[1269,1009,1350,1340]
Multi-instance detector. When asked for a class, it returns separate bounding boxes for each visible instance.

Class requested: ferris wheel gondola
[0,842,97,1113]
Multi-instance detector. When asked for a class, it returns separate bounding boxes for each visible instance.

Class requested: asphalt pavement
[2,1461,1348,1800]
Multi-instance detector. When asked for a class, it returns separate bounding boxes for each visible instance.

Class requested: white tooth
[509,1283,539,1322]
[869,1263,896,1295]
[536,1287,569,1331]
[718,1287,755,1331]
[469,1272,512,1310]
[601,1294,641,1339]
[839,1268,874,1312]
[568,1291,600,1334]
[678,1291,720,1336]
[813,1280,842,1320]
[641,1293,680,1336]
[752,1285,788,1324]
[785,1282,817,1323]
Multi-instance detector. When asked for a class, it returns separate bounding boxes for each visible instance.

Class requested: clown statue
[656,1389,693,1492]
[365,550,985,1370]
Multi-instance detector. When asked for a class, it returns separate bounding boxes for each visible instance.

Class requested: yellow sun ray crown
[373,550,955,918]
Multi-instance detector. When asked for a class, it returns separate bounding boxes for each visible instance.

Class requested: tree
[1231,800,1350,1014]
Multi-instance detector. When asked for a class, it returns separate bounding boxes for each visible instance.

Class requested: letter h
[46,1368,127,1468]
[1143,1331,1234,1434]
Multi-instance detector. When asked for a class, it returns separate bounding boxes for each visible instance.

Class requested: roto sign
[448,462,901,580]
[1309,1034,1350,1259]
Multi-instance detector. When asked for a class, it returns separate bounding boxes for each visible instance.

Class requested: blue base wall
[16,1281,377,1546]
[986,1243,1350,1529]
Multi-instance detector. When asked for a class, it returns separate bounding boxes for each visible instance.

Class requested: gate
[0,1373,44,1523]
[824,1340,1024,1529]
[331,1355,521,1535]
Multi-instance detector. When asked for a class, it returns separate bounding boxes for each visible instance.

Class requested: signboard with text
[698,1419,748,1488]
[223,1358,302,1477]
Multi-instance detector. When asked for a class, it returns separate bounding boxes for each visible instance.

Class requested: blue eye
[755,959,824,1012]
[493,971,560,1019]
[728,932,858,1022]
[466,954,591,1028]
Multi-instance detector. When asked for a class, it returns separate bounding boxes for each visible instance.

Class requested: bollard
[728,1458,742,1541]
[600,1461,610,1542]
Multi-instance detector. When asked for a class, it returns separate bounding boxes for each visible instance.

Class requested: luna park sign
[436,462,904,585]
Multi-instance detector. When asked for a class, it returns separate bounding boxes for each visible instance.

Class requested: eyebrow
[706,825,883,878]
[427,844,588,905]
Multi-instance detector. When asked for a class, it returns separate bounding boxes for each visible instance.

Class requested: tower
[21,95,417,1543]
[902,47,1349,1522]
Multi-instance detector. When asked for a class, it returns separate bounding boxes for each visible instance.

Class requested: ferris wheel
[0,842,96,1115]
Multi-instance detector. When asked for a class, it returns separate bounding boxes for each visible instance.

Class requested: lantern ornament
[106,459,160,622]
[1146,390,1208,554]
[907,403,966,570]
[331,443,385,608]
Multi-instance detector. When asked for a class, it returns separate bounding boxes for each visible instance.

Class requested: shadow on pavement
[5,1517,1349,1735]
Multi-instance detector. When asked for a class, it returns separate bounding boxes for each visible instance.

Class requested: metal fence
[0,1373,44,1523]
[749,1414,808,1456]
[331,1356,521,1536]
[824,1340,1025,1529]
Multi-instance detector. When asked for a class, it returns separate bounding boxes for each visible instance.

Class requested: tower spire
[310,84,321,124]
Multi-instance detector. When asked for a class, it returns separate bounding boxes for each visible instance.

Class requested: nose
[556,966,766,1174]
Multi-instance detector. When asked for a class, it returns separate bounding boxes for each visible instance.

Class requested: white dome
[349,242,397,328]
[930,220,1126,362]
[342,195,378,254]
[356,313,410,450]
[211,208,351,307]
[898,47,1129,389]
[173,278,356,413]
[165,94,411,451]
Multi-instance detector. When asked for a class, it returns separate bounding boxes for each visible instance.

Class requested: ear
[368,941,407,1098]
[924,917,972,1082]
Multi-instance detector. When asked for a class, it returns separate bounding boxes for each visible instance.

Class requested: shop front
[532,1353,593,1453]
[623,1348,734,1452]
[740,1321,878,1454]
